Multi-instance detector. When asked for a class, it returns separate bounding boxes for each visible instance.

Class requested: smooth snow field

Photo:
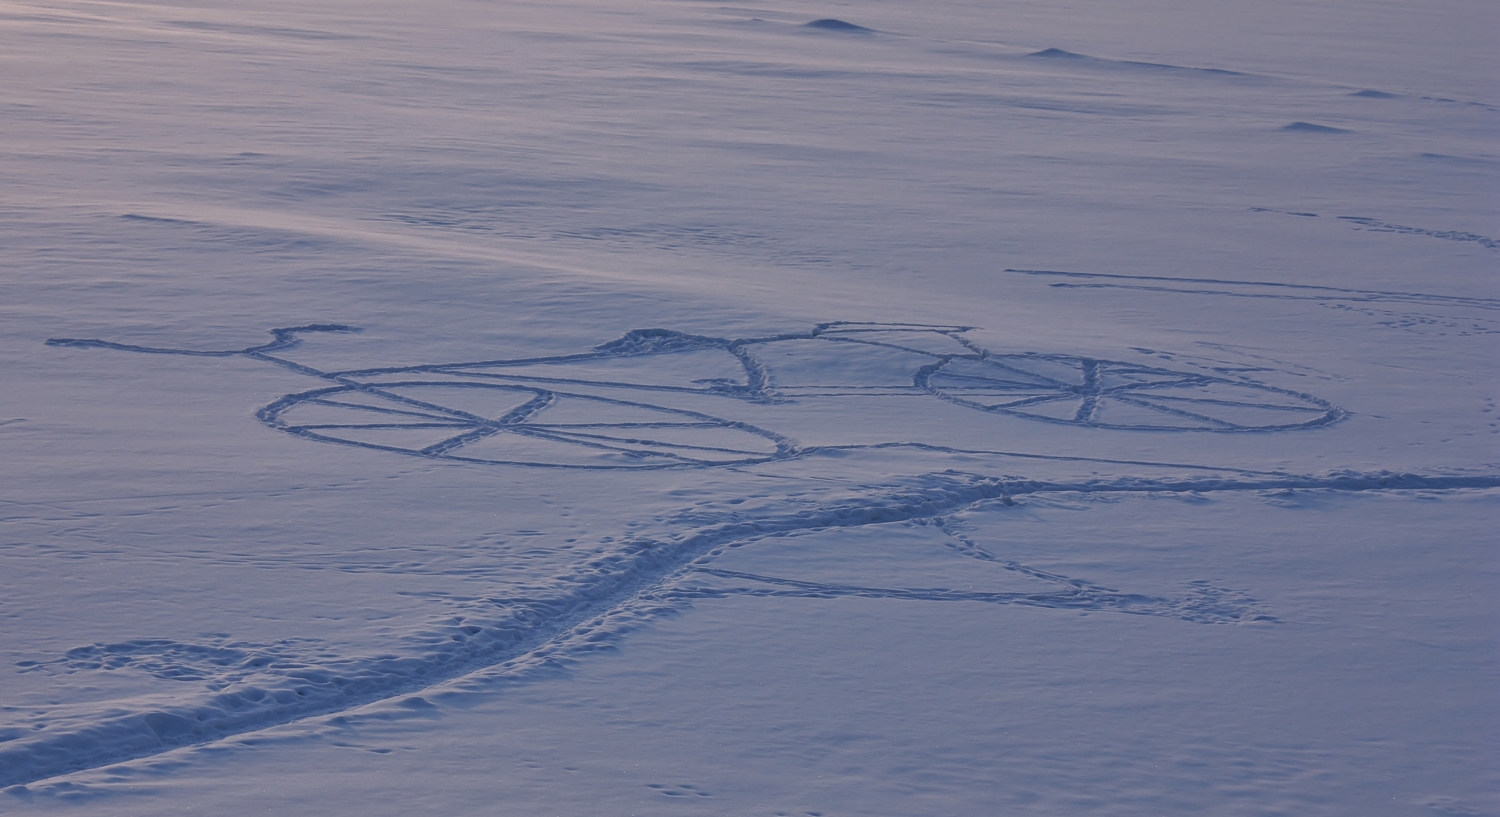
[2,0,1497,814]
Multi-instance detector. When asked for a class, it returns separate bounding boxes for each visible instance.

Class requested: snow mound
[1283,121,1350,133]
[803,19,873,34]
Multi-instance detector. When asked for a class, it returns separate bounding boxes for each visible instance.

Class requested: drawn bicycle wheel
[920,354,1343,431]
[259,381,795,468]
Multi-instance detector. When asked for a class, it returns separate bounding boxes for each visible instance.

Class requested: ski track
[1250,208,1500,251]
[1333,216,1500,251]
[9,322,1496,789]
[1003,269,1500,309]
[1003,268,1500,336]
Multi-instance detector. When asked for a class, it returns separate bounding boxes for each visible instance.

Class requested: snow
[1,0,1495,813]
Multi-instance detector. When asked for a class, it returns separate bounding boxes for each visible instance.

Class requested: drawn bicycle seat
[47,321,1344,469]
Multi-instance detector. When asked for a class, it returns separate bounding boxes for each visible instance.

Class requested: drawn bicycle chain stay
[662,514,1269,625]
[46,321,1345,470]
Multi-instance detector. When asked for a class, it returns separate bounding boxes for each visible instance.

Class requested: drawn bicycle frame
[48,321,1345,469]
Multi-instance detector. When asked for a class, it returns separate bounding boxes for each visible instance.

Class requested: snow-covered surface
[1,0,1496,813]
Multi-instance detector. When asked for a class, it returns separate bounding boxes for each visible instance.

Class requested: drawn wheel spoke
[1107,395,1241,429]
[261,382,788,469]
[927,354,1341,431]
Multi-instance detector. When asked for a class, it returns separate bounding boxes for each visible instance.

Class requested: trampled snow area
[1,0,1496,813]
